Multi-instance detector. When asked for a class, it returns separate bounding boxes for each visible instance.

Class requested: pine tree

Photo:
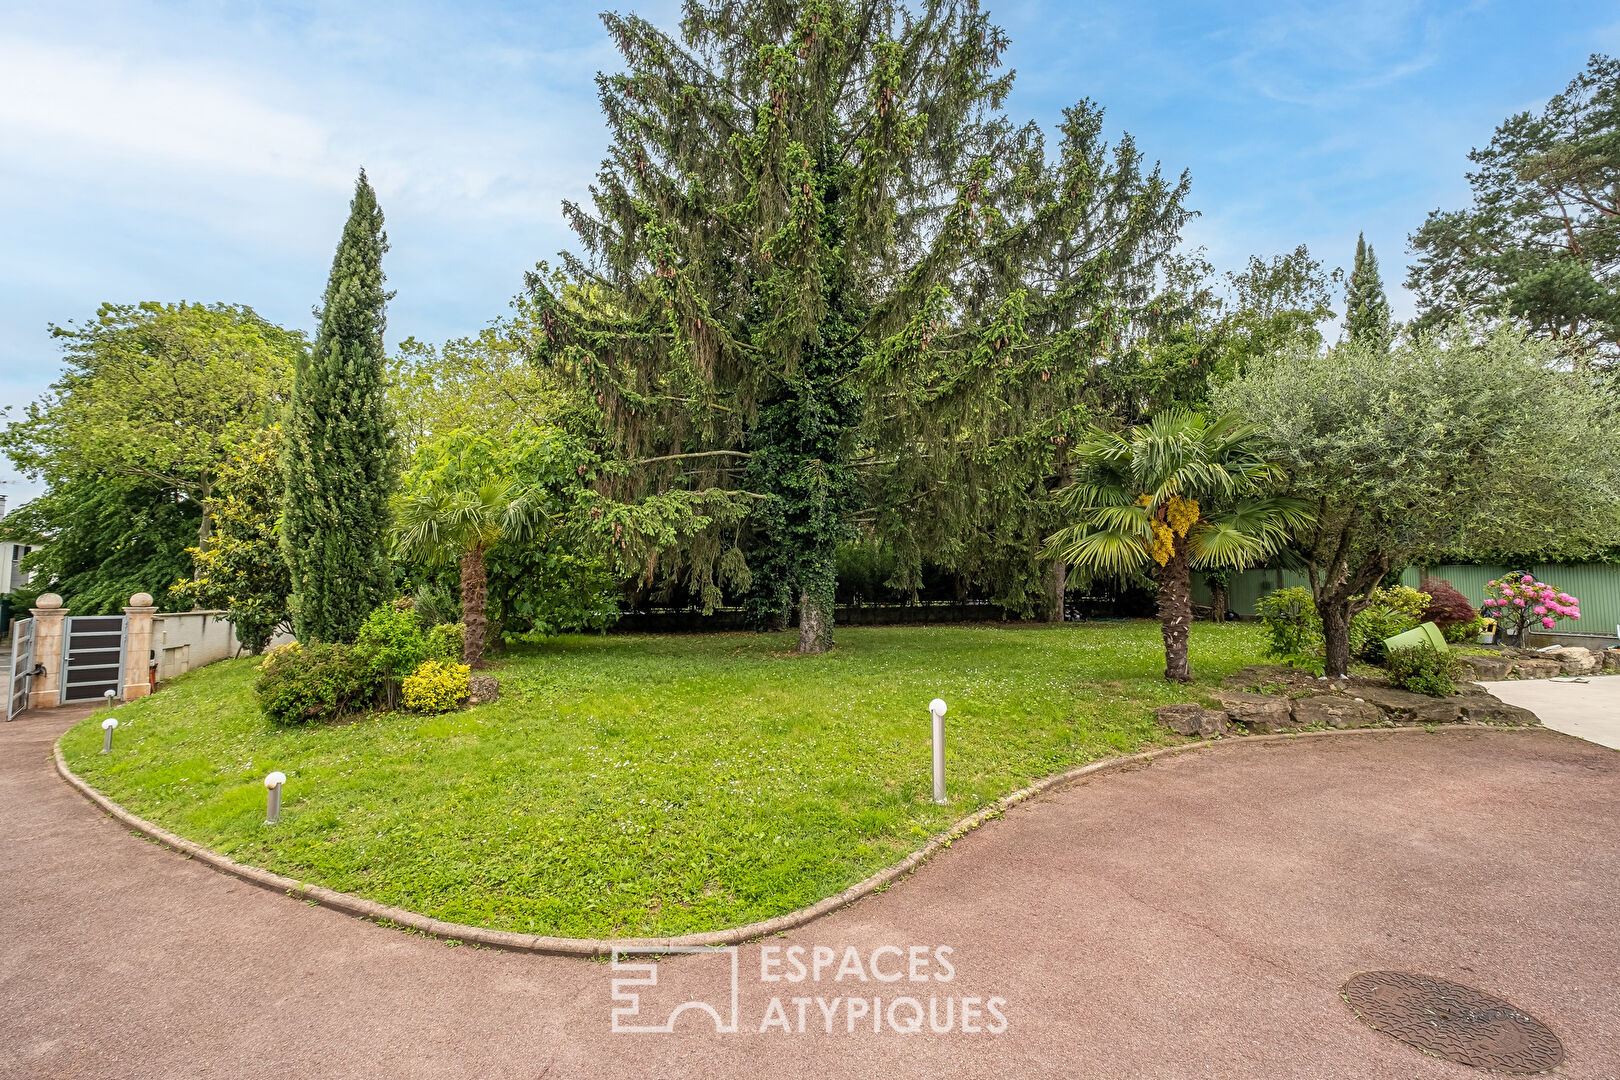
[282,170,396,643]
[532,3,1188,651]
[1345,232,1394,352]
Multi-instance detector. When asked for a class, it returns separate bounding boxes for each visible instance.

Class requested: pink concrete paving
[3,705,1618,1079]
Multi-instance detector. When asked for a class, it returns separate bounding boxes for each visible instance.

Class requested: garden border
[54,723,1536,958]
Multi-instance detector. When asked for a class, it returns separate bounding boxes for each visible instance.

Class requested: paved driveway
[3,706,1618,1079]
[1478,675,1620,749]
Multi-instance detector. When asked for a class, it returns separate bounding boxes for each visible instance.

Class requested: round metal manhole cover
[1341,971,1564,1074]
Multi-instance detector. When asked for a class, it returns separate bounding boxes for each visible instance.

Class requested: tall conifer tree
[1345,232,1393,352]
[282,170,396,642]
[532,2,1188,651]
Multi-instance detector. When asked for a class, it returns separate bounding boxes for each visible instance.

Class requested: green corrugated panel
[1220,561,1620,636]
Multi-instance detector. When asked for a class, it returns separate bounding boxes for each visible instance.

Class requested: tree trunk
[1321,601,1353,678]
[460,545,489,666]
[1209,583,1228,622]
[1046,560,1067,622]
[798,587,833,654]
[1157,541,1194,682]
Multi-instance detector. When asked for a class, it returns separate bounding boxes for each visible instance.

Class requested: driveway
[1478,675,1620,749]
[3,707,1618,1079]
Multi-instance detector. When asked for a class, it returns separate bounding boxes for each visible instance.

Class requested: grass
[61,621,1268,938]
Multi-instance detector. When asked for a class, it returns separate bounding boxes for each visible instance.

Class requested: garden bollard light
[930,698,948,804]
[264,771,286,824]
[100,715,118,754]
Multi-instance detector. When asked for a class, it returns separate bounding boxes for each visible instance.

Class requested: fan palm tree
[1045,410,1310,682]
[394,478,546,665]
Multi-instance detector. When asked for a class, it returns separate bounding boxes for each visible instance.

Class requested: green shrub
[253,642,379,723]
[1443,614,1486,643]
[426,621,465,662]
[402,658,470,713]
[1349,585,1430,662]
[1384,642,1465,697]
[354,604,431,680]
[1254,587,1323,671]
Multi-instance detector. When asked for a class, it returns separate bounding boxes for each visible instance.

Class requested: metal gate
[60,615,127,704]
[7,617,33,720]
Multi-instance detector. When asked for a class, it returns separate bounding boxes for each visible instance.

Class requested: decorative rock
[1551,647,1599,674]
[35,592,63,609]
[1351,685,1436,719]
[1290,695,1381,729]
[1461,697,1541,726]
[1213,690,1296,733]
[1220,665,1307,691]
[1412,697,1466,724]
[1154,703,1228,738]
[1513,659,1562,679]
[1460,654,1514,681]
[1605,650,1620,673]
[127,591,155,609]
[467,675,501,705]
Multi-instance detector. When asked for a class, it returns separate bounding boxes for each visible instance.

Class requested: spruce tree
[532,3,1188,651]
[282,170,396,642]
[1345,232,1393,352]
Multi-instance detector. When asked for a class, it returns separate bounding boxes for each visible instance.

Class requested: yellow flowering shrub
[401,659,471,714]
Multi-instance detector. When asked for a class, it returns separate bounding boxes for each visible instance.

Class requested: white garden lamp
[264,771,286,824]
[929,698,948,804]
[100,715,118,754]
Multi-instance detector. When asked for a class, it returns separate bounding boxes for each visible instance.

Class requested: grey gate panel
[7,617,33,720]
[61,615,127,703]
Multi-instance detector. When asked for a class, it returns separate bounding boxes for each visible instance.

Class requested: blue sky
[2,0,1616,503]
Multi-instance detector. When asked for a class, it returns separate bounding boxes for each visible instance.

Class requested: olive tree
[1216,326,1620,677]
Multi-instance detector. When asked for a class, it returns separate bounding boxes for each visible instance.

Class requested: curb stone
[54,724,1541,959]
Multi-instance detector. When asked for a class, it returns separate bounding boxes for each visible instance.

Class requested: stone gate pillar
[123,592,157,700]
[28,593,68,709]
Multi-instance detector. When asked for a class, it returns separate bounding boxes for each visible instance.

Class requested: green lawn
[61,621,1266,937]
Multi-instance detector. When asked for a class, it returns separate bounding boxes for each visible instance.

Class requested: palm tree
[1045,410,1309,682]
[393,479,546,665]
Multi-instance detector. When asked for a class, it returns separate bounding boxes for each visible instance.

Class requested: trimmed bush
[253,642,379,724]
[402,659,471,713]
[354,604,431,681]
[426,621,465,663]
[1385,642,1466,697]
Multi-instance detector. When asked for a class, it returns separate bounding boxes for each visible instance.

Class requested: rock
[1460,654,1514,681]
[1213,690,1296,733]
[1412,698,1466,724]
[1290,695,1381,729]
[1461,696,1541,726]
[467,674,501,705]
[1351,685,1437,719]
[1605,650,1620,673]
[1155,704,1229,737]
[1513,659,1562,679]
[1550,647,1599,674]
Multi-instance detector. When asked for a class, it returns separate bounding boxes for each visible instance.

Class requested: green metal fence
[1195,562,1620,640]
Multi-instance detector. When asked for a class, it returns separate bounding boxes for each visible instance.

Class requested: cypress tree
[1346,232,1394,352]
[282,170,396,642]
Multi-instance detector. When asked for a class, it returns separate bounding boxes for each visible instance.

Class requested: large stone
[1412,697,1466,724]
[1513,659,1562,679]
[1290,695,1381,729]
[1220,665,1310,692]
[1213,690,1296,733]
[1154,703,1229,738]
[1605,650,1620,673]
[1550,647,1599,674]
[1461,696,1541,726]
[1351,685,1437,719]
[1460,654,1514,681]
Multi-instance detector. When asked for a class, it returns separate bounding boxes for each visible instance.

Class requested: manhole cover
[1341,971,1564,1074]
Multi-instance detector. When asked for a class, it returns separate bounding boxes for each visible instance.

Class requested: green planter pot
[1384,621,1448,654]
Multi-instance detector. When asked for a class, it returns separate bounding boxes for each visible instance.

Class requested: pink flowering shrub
[1482,573,1581,646]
